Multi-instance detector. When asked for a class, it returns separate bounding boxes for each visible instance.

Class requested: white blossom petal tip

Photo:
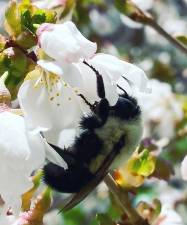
[89,53,150,94]
[37,21,97,63]
[42,136,68,169]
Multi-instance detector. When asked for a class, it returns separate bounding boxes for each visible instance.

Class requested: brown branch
[104,174,150,225]
[121,0,187,56]
[145,17,187,56]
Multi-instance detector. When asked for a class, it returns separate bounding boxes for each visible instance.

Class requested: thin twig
[124,0,187,55]
[104,173,150,225]
[146,17,187,56]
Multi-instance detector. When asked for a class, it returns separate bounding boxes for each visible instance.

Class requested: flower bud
[0,72,11,112]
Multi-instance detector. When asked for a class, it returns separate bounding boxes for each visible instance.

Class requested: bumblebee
[43,61,142,211]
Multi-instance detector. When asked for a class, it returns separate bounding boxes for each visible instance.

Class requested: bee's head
[112,94,141,120]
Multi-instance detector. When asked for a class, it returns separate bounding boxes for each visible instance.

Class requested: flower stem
[146,17,187,56]
[104,173,150,225]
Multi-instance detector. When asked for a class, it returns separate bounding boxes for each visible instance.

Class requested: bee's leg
[83,60,110,124]
[83,60,105,99]
[43,161,94,193]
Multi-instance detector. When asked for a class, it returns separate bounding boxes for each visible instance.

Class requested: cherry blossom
[0,111,66,215]
[18,21,149,140]
[137,79,183,139]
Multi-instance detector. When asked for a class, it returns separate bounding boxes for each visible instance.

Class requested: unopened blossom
[137,79,183,139]
[120,0,154,29]
[18,21,149,141]
[0,111,66,215]
[0,72,11,112]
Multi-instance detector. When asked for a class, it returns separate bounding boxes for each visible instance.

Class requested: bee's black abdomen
[43,162,94,193]
[80,114,101,129]
[74,130,103,163]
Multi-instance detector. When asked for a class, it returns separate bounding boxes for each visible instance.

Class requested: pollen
[56,93,60,96]
[50,97,54,101]
[74,89,79,94]
[68,97,72,101]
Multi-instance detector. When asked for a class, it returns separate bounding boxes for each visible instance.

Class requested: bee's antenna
[78,93,95,111]
[122,76,134,87]
[117,84,128,96]
[83,60,105,99]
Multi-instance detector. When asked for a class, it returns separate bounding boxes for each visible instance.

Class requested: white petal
[0,112,45,214]
[181,155,187,180]
[89,53,150,94]
[124,64,151,93]
[18,77,83,132]
[88,53,127,81]
[37,22,97,63]
[43,138,67,169]
[78,61,118,106]
[38,60,63,76]
[18,79,55,132]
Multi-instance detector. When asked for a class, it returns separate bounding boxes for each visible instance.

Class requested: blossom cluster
[0,0,187,224]
[0,18,150,222]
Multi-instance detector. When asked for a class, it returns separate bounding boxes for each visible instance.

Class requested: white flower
[89,7,121,36]
[137,79,183,139]
[120,0,154,29]
[0,111,66,215]
[37,22,97,63]
[18,21,149,138]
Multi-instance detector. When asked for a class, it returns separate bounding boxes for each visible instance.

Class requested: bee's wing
[61,141,121,212]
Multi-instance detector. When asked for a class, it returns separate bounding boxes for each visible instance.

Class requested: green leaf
[176,35,187,47]
[0,35,7,52]
[15,31,37,49]
[0,47,30,99]
[5,0,56,37]
[114,0,137,17]
[128,149,156,177]
[4,1,22,36]
[21,9,33,32]
[63,207,85,225]
[96,214,115,225]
